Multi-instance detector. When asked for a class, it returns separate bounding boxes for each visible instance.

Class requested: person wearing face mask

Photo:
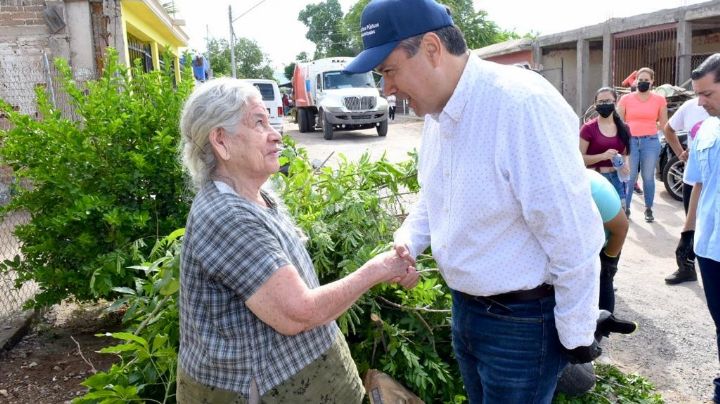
[616,67,669,222]
[580,87,632,210]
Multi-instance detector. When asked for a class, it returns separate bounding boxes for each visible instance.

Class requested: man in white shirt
[663,97,709,284]
[387,94,397,120]
[682,53,720,404]
[345,0,605,402]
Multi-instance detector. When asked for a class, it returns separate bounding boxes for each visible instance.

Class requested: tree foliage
[284,52,310,81]
[343,0,371,53]
[298,0,354,59]
[206,37,275,79]
[0,50,193,307]
[442,0,521,48]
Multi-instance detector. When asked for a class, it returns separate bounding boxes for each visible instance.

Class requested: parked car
[656,130,687,201]
[241,79,284,134]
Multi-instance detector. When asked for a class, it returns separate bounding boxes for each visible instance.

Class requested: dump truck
[292,57,389,140]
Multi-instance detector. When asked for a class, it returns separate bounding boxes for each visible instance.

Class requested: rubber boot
[665,262,697,285]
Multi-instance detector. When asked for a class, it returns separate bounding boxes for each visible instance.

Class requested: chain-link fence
[0,211,34,321]
[0,51,93,321]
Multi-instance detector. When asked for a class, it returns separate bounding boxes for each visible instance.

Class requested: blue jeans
[625,134,661,209]
[698,256,720,402]
[601,172,627,210]
[451,291,567,403]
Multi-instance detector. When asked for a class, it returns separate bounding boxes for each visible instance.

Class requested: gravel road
[289,116,719,403]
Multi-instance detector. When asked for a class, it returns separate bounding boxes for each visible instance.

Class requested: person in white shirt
[663,97,709,284]
[387,93,397,120]
[344,0,605,402]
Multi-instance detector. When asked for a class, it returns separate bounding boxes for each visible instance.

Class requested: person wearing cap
[345,0,605,402]
[681,53,720,404]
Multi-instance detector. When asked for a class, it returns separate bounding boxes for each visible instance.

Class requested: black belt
[458,284,554,305]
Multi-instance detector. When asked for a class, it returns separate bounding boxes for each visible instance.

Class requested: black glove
[599,249,620,279]
[675,231,695,268]
[595,309,637,341]
[563,340,602,364]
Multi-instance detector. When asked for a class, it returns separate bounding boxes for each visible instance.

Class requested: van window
[252,83,275,101]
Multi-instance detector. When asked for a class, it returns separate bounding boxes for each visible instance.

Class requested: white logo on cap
[361,22,380,38]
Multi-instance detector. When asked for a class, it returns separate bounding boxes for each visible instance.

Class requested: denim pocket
[483,299,544,324]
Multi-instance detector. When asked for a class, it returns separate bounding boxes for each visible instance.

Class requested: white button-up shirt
[394,56,604,348]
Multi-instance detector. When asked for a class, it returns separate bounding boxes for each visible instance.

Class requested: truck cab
[293,57,388,140]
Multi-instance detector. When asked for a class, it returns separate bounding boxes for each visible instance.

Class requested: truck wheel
[298,109,308,133]
[308,111,316,132]
[377,118,388,137]
[662,155,684,201]
[323,112,334,140]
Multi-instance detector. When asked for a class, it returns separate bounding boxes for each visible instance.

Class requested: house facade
[0,0,188,115]
[473,1,720,117]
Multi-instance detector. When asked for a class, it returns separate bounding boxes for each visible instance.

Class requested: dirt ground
[0,303,121,404]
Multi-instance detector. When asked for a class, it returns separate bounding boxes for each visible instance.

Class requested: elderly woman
[176,78,417,403]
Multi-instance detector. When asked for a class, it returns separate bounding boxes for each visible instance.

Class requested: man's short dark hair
[691,53,720,82]
[397,25,468,58]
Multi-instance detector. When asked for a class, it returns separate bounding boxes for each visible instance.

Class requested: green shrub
[276,140,464,402]
[0,49,193,307]
[76,229,183,404]
[554,364,664,403]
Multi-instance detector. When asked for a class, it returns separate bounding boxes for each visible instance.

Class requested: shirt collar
[439,54,477,123]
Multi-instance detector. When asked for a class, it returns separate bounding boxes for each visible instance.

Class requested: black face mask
[595,103,615,118]
[637,81,651,92]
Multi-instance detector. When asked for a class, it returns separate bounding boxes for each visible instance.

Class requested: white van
[241,79,283,134]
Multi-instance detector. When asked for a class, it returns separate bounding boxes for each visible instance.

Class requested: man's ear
[208,128,230,160]
[421,32,443,68]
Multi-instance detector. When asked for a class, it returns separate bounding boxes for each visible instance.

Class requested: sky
[172,0,708,72]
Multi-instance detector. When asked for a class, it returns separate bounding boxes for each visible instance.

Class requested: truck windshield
[323,71,374,90]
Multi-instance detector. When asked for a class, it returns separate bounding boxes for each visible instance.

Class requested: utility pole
[228,5,236,78]
[228,0,268,79]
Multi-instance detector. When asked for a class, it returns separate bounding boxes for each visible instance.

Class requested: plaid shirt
[179,181,338,396]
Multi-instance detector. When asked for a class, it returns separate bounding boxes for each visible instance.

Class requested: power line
[231,0,268,23]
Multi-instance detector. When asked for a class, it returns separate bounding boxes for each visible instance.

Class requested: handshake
[369,245,419,289]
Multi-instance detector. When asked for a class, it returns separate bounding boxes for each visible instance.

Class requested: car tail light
[278,106,284,116]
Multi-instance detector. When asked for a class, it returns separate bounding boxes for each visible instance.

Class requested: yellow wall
[120,1,187,82]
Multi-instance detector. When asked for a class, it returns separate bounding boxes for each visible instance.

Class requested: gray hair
[179,78,261,191]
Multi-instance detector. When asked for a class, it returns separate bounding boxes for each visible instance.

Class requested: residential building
[0,0,188,115]
[473,1,720,117]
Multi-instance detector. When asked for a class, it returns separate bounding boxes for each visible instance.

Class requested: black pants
[683,182,694,214]
[389,106,395,120]
[697,256,720,402]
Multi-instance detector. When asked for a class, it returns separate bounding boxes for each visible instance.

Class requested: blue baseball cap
[343,0,454,74]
